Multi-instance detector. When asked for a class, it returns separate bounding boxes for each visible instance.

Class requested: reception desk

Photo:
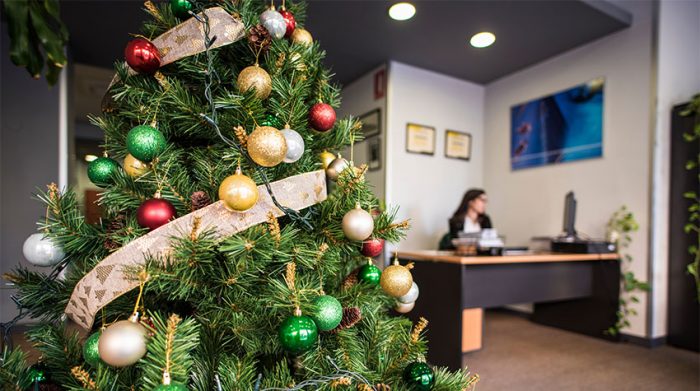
[396,250,620,370]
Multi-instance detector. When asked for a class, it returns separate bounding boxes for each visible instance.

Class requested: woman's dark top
[439,214,493,250]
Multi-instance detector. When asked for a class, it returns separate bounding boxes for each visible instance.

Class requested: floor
[464,311,700,391]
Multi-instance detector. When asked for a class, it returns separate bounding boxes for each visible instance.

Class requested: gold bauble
[247,126,287,167]
[123,153,150,177]
[237,64,272,99]
[380,262,413,298]
[342,204,374,241]
[218,167,259,212]
[291,28,313,46]
[326,155,349,181]
[98,318,147,367]
[319,150,335,169]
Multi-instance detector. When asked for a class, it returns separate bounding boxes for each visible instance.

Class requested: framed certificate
[445,130,472,161]
[360,109,381,138]
[405,123,435,155]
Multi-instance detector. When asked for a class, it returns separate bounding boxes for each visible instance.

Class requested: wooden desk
[397,250,620,370]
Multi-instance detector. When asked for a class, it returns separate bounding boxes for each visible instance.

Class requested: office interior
[1,0,699,390]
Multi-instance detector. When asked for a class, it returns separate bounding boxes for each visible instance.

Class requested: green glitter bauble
[83,331,102,367]
[126,125,166,162]
[402,362,435,391]
[358,264,381,285]
[154,382,188,391]
[278,315,318,354]
[261,113,284,129]
[311,295,343,331]
[87,157,120,187]
[169,0,193,19]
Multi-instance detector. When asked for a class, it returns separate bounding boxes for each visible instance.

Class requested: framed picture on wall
[360,109,381,138]
[367,136,381,171]
[405,123,435,155]
[445,130,472,161]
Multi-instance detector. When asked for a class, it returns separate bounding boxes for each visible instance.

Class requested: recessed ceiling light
[389,2,416,21]
[84,154,98,162]
[470,32,496,48]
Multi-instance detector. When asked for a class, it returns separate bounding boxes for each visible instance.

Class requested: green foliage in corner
[680,93,700,300]
[605,206,649,336]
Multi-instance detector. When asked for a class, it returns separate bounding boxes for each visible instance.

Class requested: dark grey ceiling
[59,0,631,85]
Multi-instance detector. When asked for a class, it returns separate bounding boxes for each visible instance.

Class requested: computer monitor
[563,191,577,238]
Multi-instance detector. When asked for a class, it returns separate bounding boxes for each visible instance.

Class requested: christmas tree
[1,1,479,390]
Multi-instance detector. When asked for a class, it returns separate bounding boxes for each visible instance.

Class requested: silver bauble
[326,156,349,181]
[98,319,147,367]
[281,128,305,163]
[22,233,65,267]
[260,9,286,39]
[342,205,374,241]
[397,282,420,304]
[394,301,415,314]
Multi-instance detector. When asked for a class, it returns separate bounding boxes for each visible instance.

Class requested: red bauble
[279,9,296,38]
[308,103,336,132]
[137,198,177,230]
[361,238,385,257]
[125,38,161,75]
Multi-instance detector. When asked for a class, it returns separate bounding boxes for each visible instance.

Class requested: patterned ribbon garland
[65,170,327,329]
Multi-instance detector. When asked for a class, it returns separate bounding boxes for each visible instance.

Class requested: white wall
[650,0,700,338]
[338,64,387,201]
[386,62,485,251]
[483,1,653,337]
[1,25,61,322]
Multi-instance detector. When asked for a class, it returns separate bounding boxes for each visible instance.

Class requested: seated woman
[439,188,493,250]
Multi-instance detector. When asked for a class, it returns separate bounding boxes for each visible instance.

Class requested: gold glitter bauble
[380,263,413,297]
[247,126,287,167]
[218,167,259,212]
[237,64,272,99]
[319,150,335,169]
[123,153,150,177]
[98,319,147,367]
[291,28,313,46]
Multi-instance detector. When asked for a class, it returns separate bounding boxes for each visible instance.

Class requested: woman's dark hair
[448,188,491,237]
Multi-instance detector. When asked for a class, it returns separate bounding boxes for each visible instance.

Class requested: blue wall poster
[510,78,604,170]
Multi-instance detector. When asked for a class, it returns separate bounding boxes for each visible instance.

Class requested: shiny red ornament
[361,238,384,257]
[308,103,336,132]
[137,198,177,230]
[125,38,161,75]
[279,9,296,38]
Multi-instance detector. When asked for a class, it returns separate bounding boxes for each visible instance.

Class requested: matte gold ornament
[290,28,313,46]
[342,203,374,241]
[218,167,259,212]
[319,150,335,169]
[237,64,272,99]
[124,154,150,177]
[247,126,287,167]
[380,259,413,298]
[98,315,147,367]
[326,155,349,181]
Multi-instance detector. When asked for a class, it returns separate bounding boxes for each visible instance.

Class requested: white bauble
[260,9,286,39]
[342,205,374,241]
[281,128,305,163]
[98,319,147,367]
[397,282,420,304]
[22,233,65,267]
[394,301,415,314]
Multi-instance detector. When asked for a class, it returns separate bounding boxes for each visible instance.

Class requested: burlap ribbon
[66,170,328,329]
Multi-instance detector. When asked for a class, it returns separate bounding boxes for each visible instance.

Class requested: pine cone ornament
[104,214,127,250]
[342,267,361,290]
[248,24,272,54]
[330,307,362,333]
[190,191,212,211]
